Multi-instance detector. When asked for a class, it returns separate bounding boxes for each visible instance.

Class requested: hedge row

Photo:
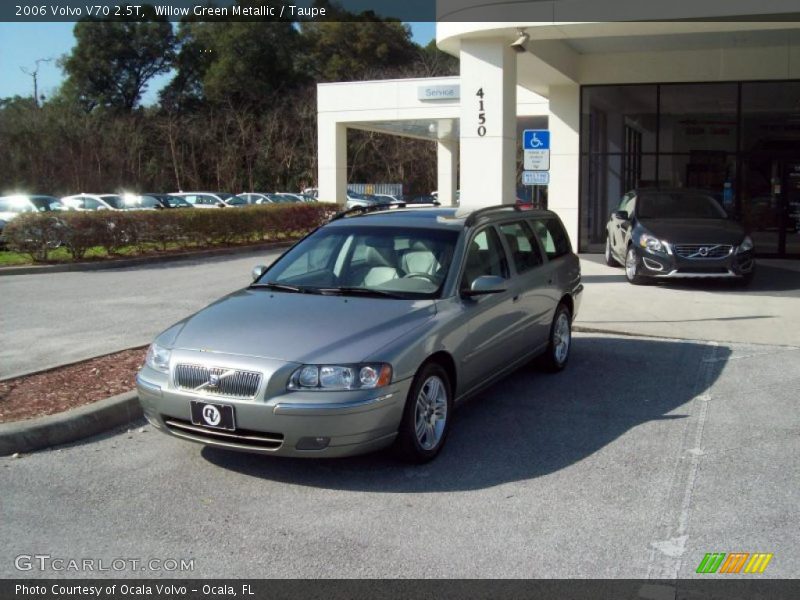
[4,203,340,262]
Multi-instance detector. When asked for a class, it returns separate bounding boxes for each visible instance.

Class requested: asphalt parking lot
[2,251,798,579]
[0,249,285,379]
[2,332,798,578]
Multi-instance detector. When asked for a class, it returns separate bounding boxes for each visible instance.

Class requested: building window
[580,80,800,256]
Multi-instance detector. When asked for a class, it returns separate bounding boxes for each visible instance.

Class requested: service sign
[418,85,460,101]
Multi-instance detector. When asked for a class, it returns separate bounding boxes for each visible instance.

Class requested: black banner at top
[4,0,800,22]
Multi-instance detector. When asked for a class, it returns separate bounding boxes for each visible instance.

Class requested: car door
[529,216,577,320]
[458,225,528,391]
[497,220,552,352]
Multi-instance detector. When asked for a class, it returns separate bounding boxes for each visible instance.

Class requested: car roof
[325,206,559,231]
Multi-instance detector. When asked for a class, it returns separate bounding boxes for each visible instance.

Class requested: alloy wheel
[553,311,571,365]
[414,375,448,451]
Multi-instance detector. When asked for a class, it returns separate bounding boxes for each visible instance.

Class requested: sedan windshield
[637,192,727,219]
[256,225,459,299]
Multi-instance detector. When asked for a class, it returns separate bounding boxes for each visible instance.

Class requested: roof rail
[329,200,440,222]
[463,204,536,227]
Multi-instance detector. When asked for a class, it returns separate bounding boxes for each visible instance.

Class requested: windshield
[257,225,459,299]
[100,195,125,209]
[637,192,727,219]
[216,193,235,201]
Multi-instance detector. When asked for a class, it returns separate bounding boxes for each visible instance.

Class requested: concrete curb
[0,241,293,276]
[0,390,142,456]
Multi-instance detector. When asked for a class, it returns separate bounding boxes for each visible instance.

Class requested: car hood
[169,289,437,364]
[639,218,745,245]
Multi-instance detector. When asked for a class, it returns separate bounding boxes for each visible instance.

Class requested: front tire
[605,236,619,267]
[541,303,572,372]
[393,363,453,463]
[625,246,649,285]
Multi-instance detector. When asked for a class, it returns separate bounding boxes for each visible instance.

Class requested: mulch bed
[0,347,147,424]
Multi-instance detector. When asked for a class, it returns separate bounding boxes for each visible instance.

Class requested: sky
[0,21,436,104]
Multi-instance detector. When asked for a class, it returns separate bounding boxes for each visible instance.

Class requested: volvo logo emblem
[698,247,709,256]
[207,373,221,388]
[202,405,221,426]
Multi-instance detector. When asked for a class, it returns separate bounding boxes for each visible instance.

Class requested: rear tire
[393,362,453,464]
[541,303,572,373]
[605,236,619,267]
[625,246,650,285]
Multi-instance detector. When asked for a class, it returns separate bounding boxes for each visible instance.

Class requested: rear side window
[498,221,543,274]
[530,218,571,259]
[461,227,509,288]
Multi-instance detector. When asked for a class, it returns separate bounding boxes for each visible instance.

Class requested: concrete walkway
[575,255,800,347]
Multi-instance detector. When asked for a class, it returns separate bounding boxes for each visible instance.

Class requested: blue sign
[523,129,550,150]
[522,171,550,186]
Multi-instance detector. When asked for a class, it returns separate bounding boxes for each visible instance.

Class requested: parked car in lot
[276,192,317,203]
[344,191,382,209]
[136,193,193,209]
[234,193,281,205]
[169,192,235,208]
[61,194,131,211]
[137,204,582,462]
[605,188,755,285]
[0,194,67,247]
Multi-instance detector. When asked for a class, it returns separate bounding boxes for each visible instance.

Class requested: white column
[317,116,347,204]
[547,84,581,250]
[436,139,458,207]
[459,39,517,208]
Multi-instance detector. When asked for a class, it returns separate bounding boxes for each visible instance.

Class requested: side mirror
[613,210,629,221]
[463,275,507,297]
[251,264,267,282]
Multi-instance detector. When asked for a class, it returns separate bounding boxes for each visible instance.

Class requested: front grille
[675,244,732,259]
[676,267,728,274]
[163,416,283,450]
[174,364,262,399]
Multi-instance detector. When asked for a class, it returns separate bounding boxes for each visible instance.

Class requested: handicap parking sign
[523,130,550,150]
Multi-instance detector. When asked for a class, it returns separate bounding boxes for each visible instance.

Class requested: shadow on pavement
[202,336,731,492]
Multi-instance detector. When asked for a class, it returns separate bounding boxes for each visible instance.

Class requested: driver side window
[461,227,508,290]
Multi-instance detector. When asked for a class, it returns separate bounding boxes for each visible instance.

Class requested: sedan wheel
[394,362,453,463]
[625,246,648,285]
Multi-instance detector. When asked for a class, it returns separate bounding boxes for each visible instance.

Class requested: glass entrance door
[782,161,800,256]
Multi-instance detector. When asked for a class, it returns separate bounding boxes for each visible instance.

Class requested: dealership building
[317,2,800,256]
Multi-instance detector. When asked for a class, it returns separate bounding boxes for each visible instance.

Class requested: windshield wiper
[250,282,310,293]
[318,286,406,299]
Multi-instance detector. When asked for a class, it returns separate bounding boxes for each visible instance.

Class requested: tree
[298,20,418,82]
[60,17,176,111]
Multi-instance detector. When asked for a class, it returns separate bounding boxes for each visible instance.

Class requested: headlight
[639,233,669,254]
[144,342,171,373]
[737,235,754,253]
[288,363,392,391]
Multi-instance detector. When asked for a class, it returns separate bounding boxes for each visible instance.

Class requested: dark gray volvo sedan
[137,205,583,462]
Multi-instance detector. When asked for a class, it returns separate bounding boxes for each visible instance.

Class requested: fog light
[296,436,330,450]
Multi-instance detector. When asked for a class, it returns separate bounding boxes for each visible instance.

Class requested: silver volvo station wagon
[136,205,583,462]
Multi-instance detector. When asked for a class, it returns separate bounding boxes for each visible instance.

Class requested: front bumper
[136,365,410,458]
[635,246,754,279]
